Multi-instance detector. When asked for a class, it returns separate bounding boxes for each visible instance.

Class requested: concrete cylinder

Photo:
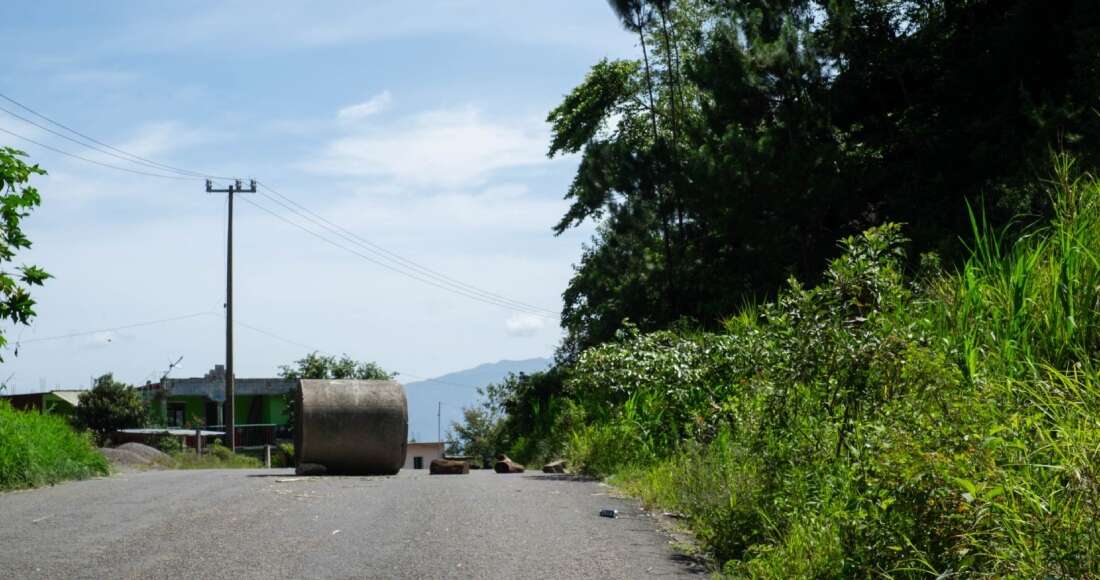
[295,379,408,475]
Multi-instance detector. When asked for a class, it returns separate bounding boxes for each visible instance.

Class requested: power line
[0,126,200,181]
[0,93,560,318]
[0,91,235,180]
[223,314,488,389]
[257,181,558,316]
[0,103,208,178]
[239,195,557,318]
[16,311,217,345]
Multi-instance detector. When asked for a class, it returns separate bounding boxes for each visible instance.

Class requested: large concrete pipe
[295,379,408,475]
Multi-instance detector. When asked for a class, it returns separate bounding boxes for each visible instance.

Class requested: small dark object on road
[429,459,470,475]
[542,459,567,474]
[600,509,618,518]
[296,462,328,476]
[493,454,525,473]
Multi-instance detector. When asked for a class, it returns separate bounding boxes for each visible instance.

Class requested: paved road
[0,469,703,579]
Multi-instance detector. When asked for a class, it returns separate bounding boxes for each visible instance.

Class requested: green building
[139,365,294,447]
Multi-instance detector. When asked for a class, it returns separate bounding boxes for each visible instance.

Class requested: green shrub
[171,444,262,469]
[273,442,295,468]
[149,435,184,455]
[513,164,1100,577]
[74,373,146,444]
[0,400,109,490]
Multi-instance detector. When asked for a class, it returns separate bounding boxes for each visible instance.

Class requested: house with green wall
[138,365,295,446]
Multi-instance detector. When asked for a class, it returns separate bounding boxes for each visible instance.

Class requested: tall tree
[548,0,1100,356]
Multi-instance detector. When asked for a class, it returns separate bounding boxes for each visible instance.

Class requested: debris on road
[600,509,619,518]
[493,454,525,474]
[541,459,567,474]
[429,459,470,475]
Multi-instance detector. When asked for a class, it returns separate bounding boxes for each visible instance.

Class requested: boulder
[430,459,470,475]
[493,454,525,474]
[542,459,567,474]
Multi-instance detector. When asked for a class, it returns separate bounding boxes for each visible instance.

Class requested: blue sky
[0,1,636,392]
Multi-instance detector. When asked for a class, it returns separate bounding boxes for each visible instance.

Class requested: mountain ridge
[403,357,551,443]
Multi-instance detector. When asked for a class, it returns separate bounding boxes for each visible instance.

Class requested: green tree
[278,352,393,381]
[0,147,50,357]
[449,406,501,464]
[549,0,1100,356]
[75,374,147,444]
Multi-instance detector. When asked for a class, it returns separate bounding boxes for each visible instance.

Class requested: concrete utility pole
[206,178,256,450]
[437,401,442,444]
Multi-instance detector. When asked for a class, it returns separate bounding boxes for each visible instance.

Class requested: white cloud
[505,314,545,338]
[337,91,392,121]
[308,106,550,189]
[114,121,215,159]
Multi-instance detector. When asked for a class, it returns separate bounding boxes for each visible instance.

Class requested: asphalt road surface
[0,469,704,579]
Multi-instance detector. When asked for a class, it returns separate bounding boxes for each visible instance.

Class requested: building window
[167,403,185,427]
[413,456,423,470]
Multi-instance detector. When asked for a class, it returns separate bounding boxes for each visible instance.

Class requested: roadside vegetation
[447,1,1099,575]
[0,400,109,491]
[75,373,148,444]
[457,163,1100,576]
[170,444,263,469]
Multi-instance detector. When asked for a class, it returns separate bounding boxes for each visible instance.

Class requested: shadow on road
[521,473,599,482]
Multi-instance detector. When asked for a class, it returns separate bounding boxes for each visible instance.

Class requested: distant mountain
[402,357,551,443]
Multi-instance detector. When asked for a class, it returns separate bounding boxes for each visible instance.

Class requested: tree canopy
[278,352,394,381]
[550,0,1100,355]
[75,374,147,444]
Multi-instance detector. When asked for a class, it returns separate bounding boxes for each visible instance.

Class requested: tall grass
[0,400,109,490]
[551,161,1100,576]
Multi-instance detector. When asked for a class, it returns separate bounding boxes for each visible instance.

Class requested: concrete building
[404,442,445,470]
[138,365,295,446]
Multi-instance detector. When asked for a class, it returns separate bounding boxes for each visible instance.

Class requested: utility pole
[437,402,442,444]
[206,178,256,450]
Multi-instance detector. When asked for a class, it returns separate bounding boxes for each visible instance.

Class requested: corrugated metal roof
[50,390,83,406]
[118,428,225,436]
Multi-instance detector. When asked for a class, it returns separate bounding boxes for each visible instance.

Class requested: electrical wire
[239,195,557,318]
[0,92,236,180]
[257,181,559,316]
[0,126,200,181]
[0,93,560,318]
[222,313,486,389]
[16,311,217,345]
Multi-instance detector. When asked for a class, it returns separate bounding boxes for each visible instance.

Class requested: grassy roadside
[502,163,1100,576]
[170,445,263,469]
[0,400,109,491]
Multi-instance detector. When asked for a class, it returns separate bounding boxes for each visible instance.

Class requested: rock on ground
[429,459,470,475]
[542,460,567,474]
[493,454,525,474]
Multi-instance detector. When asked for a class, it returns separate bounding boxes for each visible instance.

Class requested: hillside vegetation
[478,165,1099,576]
[0,400,109,491]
